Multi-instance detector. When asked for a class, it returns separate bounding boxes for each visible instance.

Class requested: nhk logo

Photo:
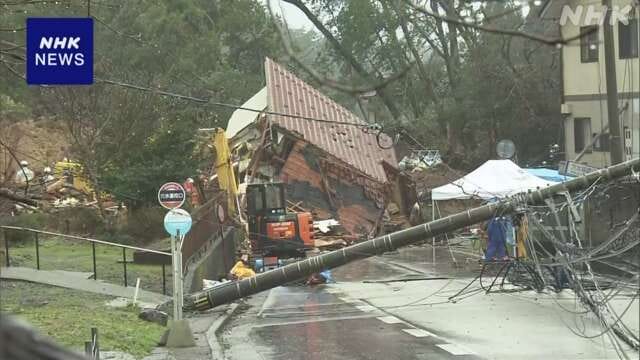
[36,37,85,66]
[559,4,635,26]
[26,18,93,85]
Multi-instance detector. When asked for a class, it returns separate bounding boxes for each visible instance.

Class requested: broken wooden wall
[279,141,387,236]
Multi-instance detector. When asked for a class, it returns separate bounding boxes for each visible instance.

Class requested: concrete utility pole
[185,158,640,311]
[602,0,624,164]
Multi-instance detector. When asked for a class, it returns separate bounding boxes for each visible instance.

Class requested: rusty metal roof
[265,58,397,183]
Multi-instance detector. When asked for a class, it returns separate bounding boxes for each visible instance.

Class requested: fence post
[162,263,166,295]
[35,232,40,270]
[122,247,127,287]
[92,242,97,280]
[3,228,9,267]
[85,341,92,358]
[91,327,100,360]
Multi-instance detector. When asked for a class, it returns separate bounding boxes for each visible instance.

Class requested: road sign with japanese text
[157,182,186,209]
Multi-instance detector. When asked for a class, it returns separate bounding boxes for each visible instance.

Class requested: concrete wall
[184,227,239,293]
[527,182,639,253]
[582,181,640,248]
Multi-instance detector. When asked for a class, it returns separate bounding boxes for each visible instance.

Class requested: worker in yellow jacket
[229,254,255,280]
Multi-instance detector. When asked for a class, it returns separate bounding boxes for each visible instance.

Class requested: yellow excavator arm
[213,128,238,214]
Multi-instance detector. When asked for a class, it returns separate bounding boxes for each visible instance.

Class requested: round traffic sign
[163,208,192,237]
[158,182,186,209]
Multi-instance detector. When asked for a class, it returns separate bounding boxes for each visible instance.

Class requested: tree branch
[404,0,596,46]
[268,0,413,95]
[282,0,404,120]
[389,0,437,102]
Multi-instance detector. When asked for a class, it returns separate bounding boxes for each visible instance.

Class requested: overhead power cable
[96,78,379,129]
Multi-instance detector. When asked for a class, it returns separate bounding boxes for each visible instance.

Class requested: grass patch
[5,237,172,294]
[0,281,165,358]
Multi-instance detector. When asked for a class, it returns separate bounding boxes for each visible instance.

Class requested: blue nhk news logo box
[26,18,93,85]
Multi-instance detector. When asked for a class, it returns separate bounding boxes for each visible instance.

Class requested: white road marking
[257,289,276,318]
[436,343,475,355]
[339,297,363,304]
[377,316,404,324]
[402,328,439,338]
[355,304,377,312]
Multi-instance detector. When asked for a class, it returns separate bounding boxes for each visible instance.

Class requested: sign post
[159,182,194,348]
[164,208,191,321]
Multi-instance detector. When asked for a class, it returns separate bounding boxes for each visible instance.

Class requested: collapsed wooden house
[227,58,408,237]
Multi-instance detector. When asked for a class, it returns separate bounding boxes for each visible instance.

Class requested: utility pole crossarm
[185,158,640,311]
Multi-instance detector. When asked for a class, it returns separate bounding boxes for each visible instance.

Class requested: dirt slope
[1,119,70,183]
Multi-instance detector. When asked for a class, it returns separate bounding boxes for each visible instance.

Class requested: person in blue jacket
[486,217,508,260]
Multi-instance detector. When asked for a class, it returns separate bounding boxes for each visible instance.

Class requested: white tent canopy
[432,160,557,201]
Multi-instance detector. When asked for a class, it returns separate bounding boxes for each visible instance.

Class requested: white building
[542,0,639,167]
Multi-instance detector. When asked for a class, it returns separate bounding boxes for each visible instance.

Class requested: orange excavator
[210,129,313,270]
[246,182,314,267]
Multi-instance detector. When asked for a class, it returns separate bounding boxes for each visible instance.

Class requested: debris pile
[398,150,442,171]
[407,162,462,197]
[224,58,399,246]
[382,202,411,233]
[313,219,350,250]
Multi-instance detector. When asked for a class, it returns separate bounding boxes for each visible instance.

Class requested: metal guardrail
[0,226,171,255]
[1,226,171,294]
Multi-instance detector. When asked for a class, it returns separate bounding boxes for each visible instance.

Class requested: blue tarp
[525,168,574,183]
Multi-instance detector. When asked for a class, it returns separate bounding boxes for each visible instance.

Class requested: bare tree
[272,0,573,166]
[41,83,159,223]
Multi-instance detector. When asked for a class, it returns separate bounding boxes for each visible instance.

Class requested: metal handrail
[0,225,171,256]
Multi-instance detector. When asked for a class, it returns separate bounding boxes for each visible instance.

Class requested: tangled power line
[439,178,640,358]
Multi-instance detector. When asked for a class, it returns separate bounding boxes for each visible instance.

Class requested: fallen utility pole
[185,158,640,311]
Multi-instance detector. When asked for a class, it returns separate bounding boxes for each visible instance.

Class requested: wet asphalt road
[220,245,484,360]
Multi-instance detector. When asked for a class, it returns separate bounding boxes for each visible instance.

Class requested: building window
[574,118,592,152]
[593,132,610,152]
[580,26,599,63]
[619,18,639,59]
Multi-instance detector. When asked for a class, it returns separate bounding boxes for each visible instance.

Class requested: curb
[205,303,240,360]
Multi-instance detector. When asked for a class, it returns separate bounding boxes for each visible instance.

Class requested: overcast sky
[262,1,533,31]
[260,0,314,30]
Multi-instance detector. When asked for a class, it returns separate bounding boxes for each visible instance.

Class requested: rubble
[138,308,169,327]
[382,202,411,233]
[202,279,229,290]
[226,58,399,239]
[314,219,339,234]
[407,162,463,197]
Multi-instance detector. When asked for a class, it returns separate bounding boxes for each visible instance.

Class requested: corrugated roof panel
[265,58,397,183]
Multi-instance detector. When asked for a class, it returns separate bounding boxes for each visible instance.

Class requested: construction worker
[183,178,200,207]
[229,254,255,280]
[41,167,55,185]
[14,160,34,186]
